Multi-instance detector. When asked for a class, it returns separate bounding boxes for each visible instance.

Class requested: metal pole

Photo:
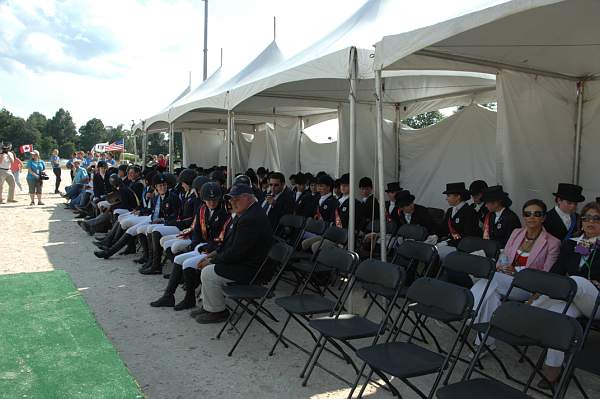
[202,0,208,81]
[394,104,401,181]
[168,123,175,172]
[142,121,147,168]
[348,47,358,252]
[335,105,342,177]
[226,111,234,186]
[573,81,585,184]
[375,70,387,261]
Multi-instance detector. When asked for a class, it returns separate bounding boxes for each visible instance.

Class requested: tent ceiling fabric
[376,0,600,80]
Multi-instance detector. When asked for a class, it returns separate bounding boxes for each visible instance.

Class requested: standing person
[10,154,23,191]
[106,152,116,166]
[0,144,17,204]
[157,154,167,171]
[50,149,62,194]
[26,150,46,205]
[544,183,585,241]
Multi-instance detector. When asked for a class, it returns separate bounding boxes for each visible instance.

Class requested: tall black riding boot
[150,263,183,307]
[141,231,163,275]
[174,268,200,311]
[82,212,111,236]
[134,234,149,264]
[162,248,176,279]
[94,233,133,259]
[95,223,121,249]
[139,233,154,272]
[120,235,137,255]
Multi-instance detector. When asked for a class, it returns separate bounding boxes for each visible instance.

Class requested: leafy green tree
[78,118,106,151]
[105,124,126,143]
[402,110,444,129]
[47,108,77,146]
[147,132,169,155]
[26,112,48,134]
[59,142,77,159]
[38,136,58,158]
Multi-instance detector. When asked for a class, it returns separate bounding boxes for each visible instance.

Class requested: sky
[0,0,503,130]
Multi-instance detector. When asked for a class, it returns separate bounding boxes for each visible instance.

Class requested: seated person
[436,182,477,259]
[480,185,521,248]
[544,183,585,241]
[470,199,559,352]
[63,158,88,200]
[358,177,379,231]
[301,174,340,252]
[384,182,402,222]
[469,179,488,235]
[193,184,273,324]
[292,172,317,218]
[337,173,361,230]
[534,201,600,387]
[391,190,435,235]
[151,181,231,310]
[260,172,295,230]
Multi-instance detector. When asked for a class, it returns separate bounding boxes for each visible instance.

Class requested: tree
[147,132,169,155]
[47,108,77,147]
[78,118,106,151]
[26,112,48,134]
[38,136,58,158]
[59,142,77,159]
[402,110,444,129]
[105,124,126,143]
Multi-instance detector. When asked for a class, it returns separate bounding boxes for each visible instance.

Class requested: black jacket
[551,238,600,281]
[169,191,196,230]
[262,187,295,229]
[294,190,318,219]
[316,194,339,224]
[115,186,139,211]
[486,207,521,248]
[360,195,380,231]
[438,203,478,246]
[544,208,581,241]
[149,190,181,223]
[92,173,110,198]
[191,202,230,252]
[338,197,362,230]
[384,201,398,223]
[471,202,488,236]
[213,202,273,283]
[392,204,435,235]
[128,178,144,204]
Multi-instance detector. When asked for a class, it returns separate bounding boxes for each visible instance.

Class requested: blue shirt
[73,167,89,184]
[27,160,45,181]
[50,155,60,168]
[106,158,116,166]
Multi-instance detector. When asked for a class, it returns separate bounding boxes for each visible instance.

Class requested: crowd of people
[46,158,600,391]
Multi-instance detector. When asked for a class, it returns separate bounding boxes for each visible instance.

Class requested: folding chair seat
[396,224,429,242]
[300,259,406,387]
[216,242,295,356]
[273,214,306,247]
[349,278,474,398]
[437,302,584,399]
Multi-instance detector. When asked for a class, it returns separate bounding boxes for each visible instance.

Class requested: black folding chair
[457,236,501,259]
[349,277,474,399]
[362,219,398,260]
[471,269,578,396]
[437,302,584,399]
[561,291,600,398]
[215,242,294,356]
[300,259,406,388]
[273,214,306,248]
[291,218,328,262]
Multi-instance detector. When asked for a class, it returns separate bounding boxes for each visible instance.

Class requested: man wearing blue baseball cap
[193,183,273,324]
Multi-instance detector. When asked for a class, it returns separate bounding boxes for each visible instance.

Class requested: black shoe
[190,307,207,318]
[134,257,147,264]
[195,309,230,324]
[119,247,137,255]
[163,273,170,279]
[140,266,162,275]
[93,241,108,249]
[75,212,87,219]
[94,250,109,259]
[537,379,555,391]
[150,295,175,308]
[85,215,95,220]
[174,298,196,311]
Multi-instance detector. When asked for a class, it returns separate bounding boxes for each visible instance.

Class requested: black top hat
[443,182,468,195]
[553,183,585,203]
[359,177,373,188]
[339,173,350,185]
[481,185,512,207]
[385,182,402,193]
[395,190,416,207]
[469,180,488,195]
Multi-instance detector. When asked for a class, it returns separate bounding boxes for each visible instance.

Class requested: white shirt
[555,205,572,229]
[261,191,282,214]
[494,208,505,223]
[338,195,349,206]
[319,193,332,207]
[295,191,302,201]
[404,213,412,224]
[0,154,11,169]
[451,202,466,218]
[388,201,395,215]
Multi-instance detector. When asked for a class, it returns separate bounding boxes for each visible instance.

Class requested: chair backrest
[250,242,295,285]
[443,251,496,279]
[397,224,428,241]
[355,259,405,290]
[427,207,445,228]
[274,214,306,247]
[277,214,305,230]
[395,240,437,265]
[267,242,294,265]
[457,236,501,260]
[304,218,328,235]
[322,225,348,246]
[511,268,577,302]
[491,302,583,353]
[366,219,398,235]
[314,247,359,274]
[406,277,474,321]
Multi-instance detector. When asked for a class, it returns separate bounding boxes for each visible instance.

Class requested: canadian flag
[19,144,33,154]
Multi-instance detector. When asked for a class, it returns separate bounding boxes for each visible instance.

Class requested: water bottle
[498,249,509,269]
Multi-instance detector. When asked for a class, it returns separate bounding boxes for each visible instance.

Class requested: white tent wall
[232,131,252,173]
[246,128,271,172]
[399,105,496,210]
[339,103,396,186]
[496,70,577,209]
[579,80,600,200]
[300,134,337,176]
[181,130,224,167]
[265,118,301,179]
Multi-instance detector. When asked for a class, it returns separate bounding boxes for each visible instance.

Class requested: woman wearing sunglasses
[534,201,600,388]
[470,199,560,353]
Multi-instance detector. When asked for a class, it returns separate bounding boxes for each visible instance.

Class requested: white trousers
[126,220,151,236]
[148,224,180,237]
[471,271,530,345]
[0,169,16,201]
[161,236,192,254]
[174,243,209,269]
[200,263,234,313]
[113,208,130,216]
[121,215,150,230]
[533,276,600,367]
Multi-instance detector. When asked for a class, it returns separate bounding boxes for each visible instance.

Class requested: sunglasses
[523,211,545,218]
[582,215,600,223]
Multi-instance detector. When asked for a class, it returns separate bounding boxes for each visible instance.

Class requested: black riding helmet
[178,168,197,186]
[200,181,223,201]
[192,175,210,193]
[209,170,226,185]
[161,173,177,188]
[233,174,251,186]
[109,173,123,188]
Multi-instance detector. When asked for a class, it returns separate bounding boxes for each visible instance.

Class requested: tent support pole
[573,81,585,184]
[168,123,175,172]
[394,104,401,181]
[375,70,387,261]
[142,121,147,167]
[297,117,303,173]
[226,111,234,186]
[335,105,342,177]
[348,47,358,253]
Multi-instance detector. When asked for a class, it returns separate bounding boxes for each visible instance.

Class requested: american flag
[106,139,125,152]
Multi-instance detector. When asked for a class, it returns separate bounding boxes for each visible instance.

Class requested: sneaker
[469,343,496,360]
[29,201,35,206]
[195,309,230,324]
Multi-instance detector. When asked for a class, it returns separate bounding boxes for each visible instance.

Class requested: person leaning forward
[193,184,273,324]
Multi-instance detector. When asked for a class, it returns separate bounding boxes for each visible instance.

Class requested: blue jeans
[65,183,83,199]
